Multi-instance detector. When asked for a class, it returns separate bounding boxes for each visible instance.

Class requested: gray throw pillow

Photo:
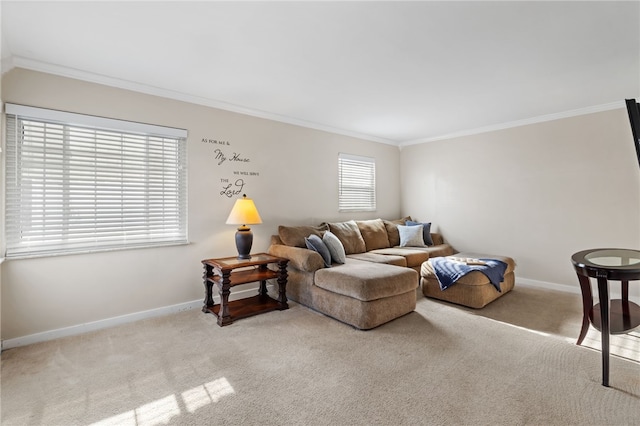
[406,220,433,246]
[305,234,332,267]
[322,230,346,264]
[398,224,426,247]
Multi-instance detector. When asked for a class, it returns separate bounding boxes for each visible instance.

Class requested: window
[4,104,188,258]
[338,153,376,212]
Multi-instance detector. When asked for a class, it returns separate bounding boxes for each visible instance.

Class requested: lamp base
[235,226,253,259]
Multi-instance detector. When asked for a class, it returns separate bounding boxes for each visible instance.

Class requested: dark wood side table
[202,253,289,326]
[571,248,640,387]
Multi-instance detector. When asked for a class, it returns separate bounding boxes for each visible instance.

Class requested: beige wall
[400,109,640,297]
[3,67,639,344]
[0,69,402,341]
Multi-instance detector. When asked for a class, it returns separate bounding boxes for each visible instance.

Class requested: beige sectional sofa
[268,217,455,329]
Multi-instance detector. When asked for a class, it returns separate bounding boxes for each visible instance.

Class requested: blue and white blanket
[429,257,507,292]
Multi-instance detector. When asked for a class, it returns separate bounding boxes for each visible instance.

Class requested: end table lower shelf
[201,253,289,326]
[589,300,640,334]
[204,294,283,324]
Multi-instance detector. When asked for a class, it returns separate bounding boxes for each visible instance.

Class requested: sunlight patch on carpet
[483,316,551,337]
[564,330,640,364]
[89,378,235,426]
[182,377,236,413]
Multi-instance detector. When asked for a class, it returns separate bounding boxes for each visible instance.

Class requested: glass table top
[584,249,640,267]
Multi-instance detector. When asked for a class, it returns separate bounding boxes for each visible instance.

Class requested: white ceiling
[1,1,639,145]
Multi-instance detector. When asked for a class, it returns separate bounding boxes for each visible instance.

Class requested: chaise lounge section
[313,259,419,330]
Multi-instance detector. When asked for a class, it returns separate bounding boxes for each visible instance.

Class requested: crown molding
[5,56,398,146]
[399,101,627,148]
[5,56,632,150]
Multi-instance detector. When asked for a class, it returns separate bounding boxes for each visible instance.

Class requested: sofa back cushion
[278,224,329,248]
[383,216,412,247]
[327,220,366,254]
[431,233,444,246]
[356,219,390,251]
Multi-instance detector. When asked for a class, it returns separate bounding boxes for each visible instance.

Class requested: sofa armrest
[268,243,324,273]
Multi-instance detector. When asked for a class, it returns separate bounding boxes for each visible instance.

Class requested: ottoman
[420,252,516,308]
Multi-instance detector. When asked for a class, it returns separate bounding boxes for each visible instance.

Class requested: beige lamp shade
[226,194,263,226]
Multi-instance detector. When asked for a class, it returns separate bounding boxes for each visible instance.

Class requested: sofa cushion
[305,234,332,268]
[314,259,418,302]
[347,252,407,267]
[278,224,329,248]
[406,220,434,246]
[327,220,366,254]
[368,247,430,268]
[322,230,346,264]
[398,224,426,247]
[356,219,390,251]
[383,216,411,247]
[312,285,417,330]
[399,244,456,259]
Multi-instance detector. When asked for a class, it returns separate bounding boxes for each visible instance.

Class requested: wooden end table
[572,248,640,387]
[201,253,289,326]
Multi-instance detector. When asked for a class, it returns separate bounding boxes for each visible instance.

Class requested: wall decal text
[213,148,250,166]
[202,138,230,145]
[203,136,261,198]
[220,178,246,198]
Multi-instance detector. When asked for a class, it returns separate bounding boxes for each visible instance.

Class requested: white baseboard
[516,276,638,300]
[1,284,273,351]
[3,277,636,351]
[516,277,580,295]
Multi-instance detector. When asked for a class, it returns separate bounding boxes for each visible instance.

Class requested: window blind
[5,104,188,258]
[338,153,376,212]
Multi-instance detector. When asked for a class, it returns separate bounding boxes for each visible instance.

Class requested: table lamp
[226,194,262,259]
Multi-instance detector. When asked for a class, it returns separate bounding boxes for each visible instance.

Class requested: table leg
[217,271,233,326]
[277,260,289,309]
[621,280,632,330]
[258,265,268,297]
[596,276,610,387]
[576,274,593,345]
[202,264,214,313]
[622,280,629,302]
[259,280,268,297]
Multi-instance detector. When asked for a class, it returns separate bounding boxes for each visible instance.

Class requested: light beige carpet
[2,285,639,425]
